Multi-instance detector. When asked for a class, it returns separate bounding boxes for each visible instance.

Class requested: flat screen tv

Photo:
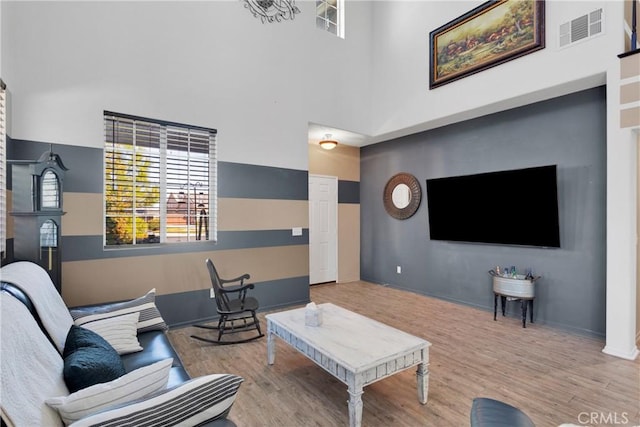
[426,165,560,248]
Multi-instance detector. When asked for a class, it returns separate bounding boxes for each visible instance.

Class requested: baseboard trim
[602,344,640,360]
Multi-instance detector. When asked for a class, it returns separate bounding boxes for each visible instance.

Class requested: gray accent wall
[157,276,309,327]
[219,161,308,200]
[62,230,308,261]
[7,139,104,193]
[7,142,309,201]
[338,180,360,204]
[7,141,310,262]
[361,87,607,337]
[6,138,311,326]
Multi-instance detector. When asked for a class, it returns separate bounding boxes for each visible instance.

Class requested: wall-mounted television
[426,165,560,248]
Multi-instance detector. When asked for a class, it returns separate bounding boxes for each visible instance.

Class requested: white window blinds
[104,112,217,246]
[0,80,6,258]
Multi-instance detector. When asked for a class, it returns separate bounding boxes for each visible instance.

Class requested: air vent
[559,8,603,48]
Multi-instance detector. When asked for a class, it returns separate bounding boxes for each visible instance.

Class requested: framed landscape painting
[429,0,545,89]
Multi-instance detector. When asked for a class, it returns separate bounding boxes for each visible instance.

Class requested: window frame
[316,0,345,39]
[0,80,6,258]
[103,111,217,248]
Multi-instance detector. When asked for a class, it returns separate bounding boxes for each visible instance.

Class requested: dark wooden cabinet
[10,149,67,292]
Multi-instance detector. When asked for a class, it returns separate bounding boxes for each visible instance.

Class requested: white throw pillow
[46,358,172,426]
[67,374,244,427]
[70,288,168,333]
[77,312,142,355]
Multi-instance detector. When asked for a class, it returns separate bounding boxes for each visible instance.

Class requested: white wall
[0,1,3,77]
[1,0,373,170]
[3,0,637,358]
[5,0,620,165]
[369,1,613,141]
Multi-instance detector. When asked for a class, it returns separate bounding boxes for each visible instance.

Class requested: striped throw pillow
[70,289,168,333]
[66,374,244,427]
[79,312,143,355]
[46,358,173,425]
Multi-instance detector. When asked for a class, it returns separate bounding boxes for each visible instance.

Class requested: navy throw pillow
[62,325,126,393]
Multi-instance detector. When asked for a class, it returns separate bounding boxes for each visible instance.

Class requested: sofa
[0,261,241,427]
[470,397,535,427]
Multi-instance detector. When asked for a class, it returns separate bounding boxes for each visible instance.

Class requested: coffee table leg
[267,321,275,365]
[416,361,429,404]
[347,386,364,427]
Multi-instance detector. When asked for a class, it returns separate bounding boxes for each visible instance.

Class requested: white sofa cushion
[71,288,168,333]
[67,374,244,427]
[46,358,172,426]
[78,312,143,355]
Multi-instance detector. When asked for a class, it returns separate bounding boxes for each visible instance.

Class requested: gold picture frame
[429,0,545,89]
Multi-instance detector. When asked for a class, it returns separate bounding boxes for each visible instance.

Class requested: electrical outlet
[397,266,402,274]
[210,288,215,299]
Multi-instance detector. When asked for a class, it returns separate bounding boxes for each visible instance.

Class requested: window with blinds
[104,112,217,246]
[0,80,6,258]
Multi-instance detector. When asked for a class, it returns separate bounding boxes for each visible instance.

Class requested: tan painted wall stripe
[218,198,308,231]
[620,81,640,105]
[621,106,640,128]
[63,192,104,236]
[338,203,360,283]
[621,54,640,80]
[59,194,309,235]
[308,143,360,182]
[62,244,309,306]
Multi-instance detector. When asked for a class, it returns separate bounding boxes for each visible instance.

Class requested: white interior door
[309,175,337,284]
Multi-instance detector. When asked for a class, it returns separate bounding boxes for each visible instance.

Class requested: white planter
[492,276,535,298]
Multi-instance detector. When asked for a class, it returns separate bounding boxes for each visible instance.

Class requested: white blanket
[0,293,68,427]
[0,261,73,354]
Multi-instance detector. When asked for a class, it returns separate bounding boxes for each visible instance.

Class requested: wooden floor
[168,281,640,427]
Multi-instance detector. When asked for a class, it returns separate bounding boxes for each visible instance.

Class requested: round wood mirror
[383,173,422,220]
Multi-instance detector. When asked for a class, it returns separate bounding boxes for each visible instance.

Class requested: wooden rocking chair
[191,259,264,345]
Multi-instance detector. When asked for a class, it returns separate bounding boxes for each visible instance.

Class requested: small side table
[494,293,534,328]
[489,273,540,328]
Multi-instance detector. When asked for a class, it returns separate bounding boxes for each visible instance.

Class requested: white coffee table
[266,303,431,427]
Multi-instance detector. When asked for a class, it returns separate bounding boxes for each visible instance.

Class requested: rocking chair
[191,259,264,345]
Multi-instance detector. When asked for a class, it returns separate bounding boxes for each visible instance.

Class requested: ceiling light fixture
[319,134,338,150]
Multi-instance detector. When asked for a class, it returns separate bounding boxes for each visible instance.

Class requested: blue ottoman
[470,397,535,427]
